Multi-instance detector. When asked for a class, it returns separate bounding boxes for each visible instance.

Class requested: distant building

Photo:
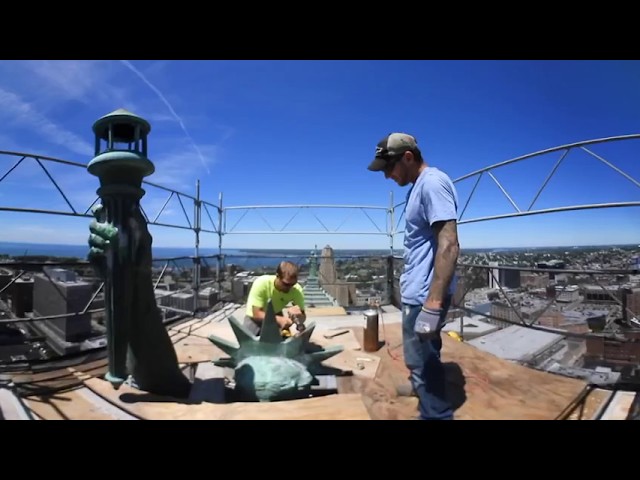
[198,287,219,310]
[31,268,93,355]
[303,248,337,308]
[9,277,34,318]
[537,260,565,281]
[0,270,35,316]
[0,269,13,302]
[467,325,564,365]
[170,292,195,312]
[155,274,177,291]
[353,289,380,307]
[538,309,605,334]
[545,364,621,385]
[499,269,521,289]
[623,287,640,321]
[583,285,625,304]
[0,321,32,361]
[226,264,239,277]
[442,315,500,340]
[556,285,580,303]
[490,299,546,328]
[332,282,357,307]
[487,262,500,289]
[319,245,337,296]
[584,330,640,379]
[231,274,258,303]
[486,264,521,289]
[537,311,565,328]
[537,260,565,269]
[521,272,548,289]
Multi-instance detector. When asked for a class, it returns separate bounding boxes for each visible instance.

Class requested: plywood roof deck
[1,303,636,420]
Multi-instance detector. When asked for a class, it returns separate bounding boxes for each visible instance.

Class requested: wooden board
[170,318,218,336]
[169,304,244,336]
[312,331,379,379]
[22,386,121,420]
[430,334,592,420]
[7,311,635,421]
[85,377,371,420]
[564,388,611,420]
[321,349,380,380]
[305,307,347,316]
[10,358,107,385]
[173,334,223,364]
[317,328,362,351]
[174,319,238,341]
[0,388,32,420]
[350,322,614,420]
[600,391,637,420]
[194,322,379,379]
[10,360,108,396]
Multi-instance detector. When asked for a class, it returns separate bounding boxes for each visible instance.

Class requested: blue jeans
[402,302,453,420]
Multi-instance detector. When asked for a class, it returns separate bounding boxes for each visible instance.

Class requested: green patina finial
[88,108,154,182]
[208,301,343,402]
[87,108,190,397]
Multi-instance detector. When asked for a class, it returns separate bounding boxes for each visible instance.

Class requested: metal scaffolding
[0,132,638,366]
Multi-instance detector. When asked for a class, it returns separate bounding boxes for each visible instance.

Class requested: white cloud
[0,87,94,157]
[119,60,211,174]
[146,142,219,190]
[0,60,234,247]
[21,60,108,104]
[4,61,167,125]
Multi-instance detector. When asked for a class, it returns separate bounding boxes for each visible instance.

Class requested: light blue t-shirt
[400,167,459,305]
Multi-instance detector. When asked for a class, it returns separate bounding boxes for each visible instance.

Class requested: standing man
[243,261,306,336]
[367,133,460,420]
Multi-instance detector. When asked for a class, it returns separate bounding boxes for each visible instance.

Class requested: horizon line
[0,240,638,251]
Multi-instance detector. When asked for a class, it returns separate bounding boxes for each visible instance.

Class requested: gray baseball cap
[367,133,418,171]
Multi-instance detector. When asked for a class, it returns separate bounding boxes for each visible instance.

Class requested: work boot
[395,383,417,397]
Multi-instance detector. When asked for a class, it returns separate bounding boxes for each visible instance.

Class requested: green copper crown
[208,301,343,402]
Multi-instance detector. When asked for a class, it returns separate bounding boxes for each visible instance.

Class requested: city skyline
[0,60,638,249]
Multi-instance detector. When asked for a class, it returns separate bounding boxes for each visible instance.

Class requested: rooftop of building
[466,325,565,363]
[562,309,609,320]
[1,301,636,420]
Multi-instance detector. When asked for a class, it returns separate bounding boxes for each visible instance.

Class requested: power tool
[281,311,305,338]
[291,313,306,333]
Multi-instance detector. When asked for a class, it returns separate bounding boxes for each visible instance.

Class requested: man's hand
[414,307,444,341]
[276,315,293,331]
[287,306,306,332]
[88,204,118,278]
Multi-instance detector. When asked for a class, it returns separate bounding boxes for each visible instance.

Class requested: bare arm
[252,306,292,329]
[424,219,460,310]
[287,304,306,323]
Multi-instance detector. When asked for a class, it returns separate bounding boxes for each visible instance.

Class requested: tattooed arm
[424,219,460,310]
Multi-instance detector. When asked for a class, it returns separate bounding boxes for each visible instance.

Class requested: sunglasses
[383,153,405,173]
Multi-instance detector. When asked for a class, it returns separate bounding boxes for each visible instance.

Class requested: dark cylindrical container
[363,308,379,352]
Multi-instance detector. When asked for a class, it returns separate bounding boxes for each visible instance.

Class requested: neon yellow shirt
[246,275,305,317]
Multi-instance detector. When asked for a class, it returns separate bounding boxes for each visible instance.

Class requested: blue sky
[0,60,638,251]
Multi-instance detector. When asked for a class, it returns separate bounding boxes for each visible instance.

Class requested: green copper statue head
[208,301,343,402]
